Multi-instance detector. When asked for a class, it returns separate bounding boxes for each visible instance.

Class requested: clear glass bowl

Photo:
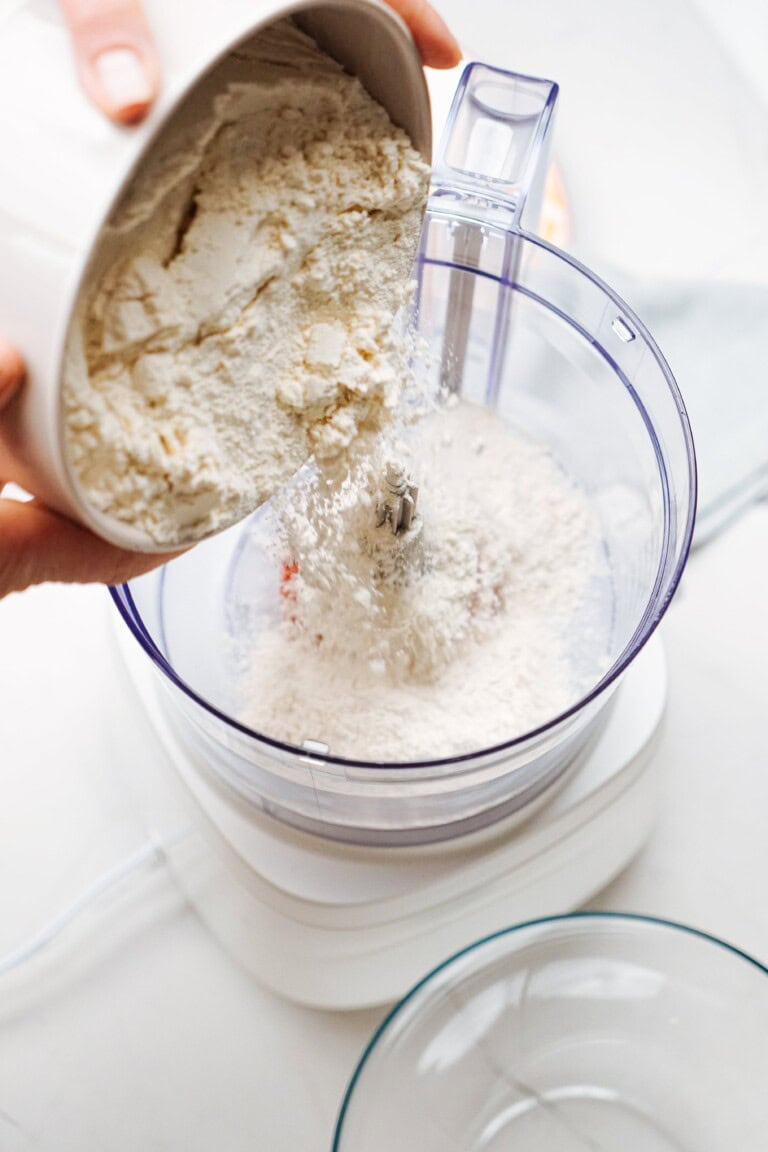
[333,913,768,1151]
[111,64,696,846]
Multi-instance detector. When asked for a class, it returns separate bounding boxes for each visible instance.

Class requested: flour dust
[235,399,609,762]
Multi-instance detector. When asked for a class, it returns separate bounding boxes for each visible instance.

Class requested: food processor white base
[113,625,666,1010]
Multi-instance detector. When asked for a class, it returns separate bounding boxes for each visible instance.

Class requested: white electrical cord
[0,839,166,977]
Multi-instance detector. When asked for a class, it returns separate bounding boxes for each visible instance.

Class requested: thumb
[0,340,25,410]
[384,0,462,69]
[0,498,181,598]
[60,0,160,125]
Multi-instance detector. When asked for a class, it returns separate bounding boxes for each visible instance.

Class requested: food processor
[111,59,696,1008]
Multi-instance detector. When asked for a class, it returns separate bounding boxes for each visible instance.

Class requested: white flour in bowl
[63,20,428,546]
[237,399,607,761]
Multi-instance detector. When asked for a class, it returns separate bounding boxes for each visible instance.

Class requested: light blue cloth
[602,268,768,544]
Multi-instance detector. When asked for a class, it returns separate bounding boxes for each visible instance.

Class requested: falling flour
[62,20,429,545]
[237,400,606,762]
[58,17,606,756]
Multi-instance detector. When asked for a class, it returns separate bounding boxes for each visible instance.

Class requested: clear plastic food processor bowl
[112,64,696,847]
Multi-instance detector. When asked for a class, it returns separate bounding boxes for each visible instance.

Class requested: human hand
[61,0,460,124]
[0,347,180,598]
[0,0,458,597]
[381,0,461,68]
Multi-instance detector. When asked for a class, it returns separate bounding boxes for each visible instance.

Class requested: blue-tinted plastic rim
[332,911,766,1150]
[110,228,697,773]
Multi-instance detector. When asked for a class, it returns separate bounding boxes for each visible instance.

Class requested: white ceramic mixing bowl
[0,0,430,549]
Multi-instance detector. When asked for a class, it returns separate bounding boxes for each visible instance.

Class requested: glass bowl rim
[332,910,767,1150]
[110,233,698,773]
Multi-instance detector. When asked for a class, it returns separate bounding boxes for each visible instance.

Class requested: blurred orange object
[540,162,572,248]
[280,559,298,598]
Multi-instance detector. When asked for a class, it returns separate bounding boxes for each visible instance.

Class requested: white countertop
[1,1,767,1148]
[1,504,766,1151]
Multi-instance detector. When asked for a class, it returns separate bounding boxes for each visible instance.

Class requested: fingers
[59,0,160,125]
[0,344,177,597]
[58,0,455,126]
[385,0,461,68]
[3,0,454,596]
[58,0,455,128]
[0,340,26,410]
[0,497,180,599]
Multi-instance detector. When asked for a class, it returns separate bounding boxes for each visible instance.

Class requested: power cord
[0,839,167,977]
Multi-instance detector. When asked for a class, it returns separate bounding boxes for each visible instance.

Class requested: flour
[237,400,606,762]
[60,19,605,757]
[62,20,429,546]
